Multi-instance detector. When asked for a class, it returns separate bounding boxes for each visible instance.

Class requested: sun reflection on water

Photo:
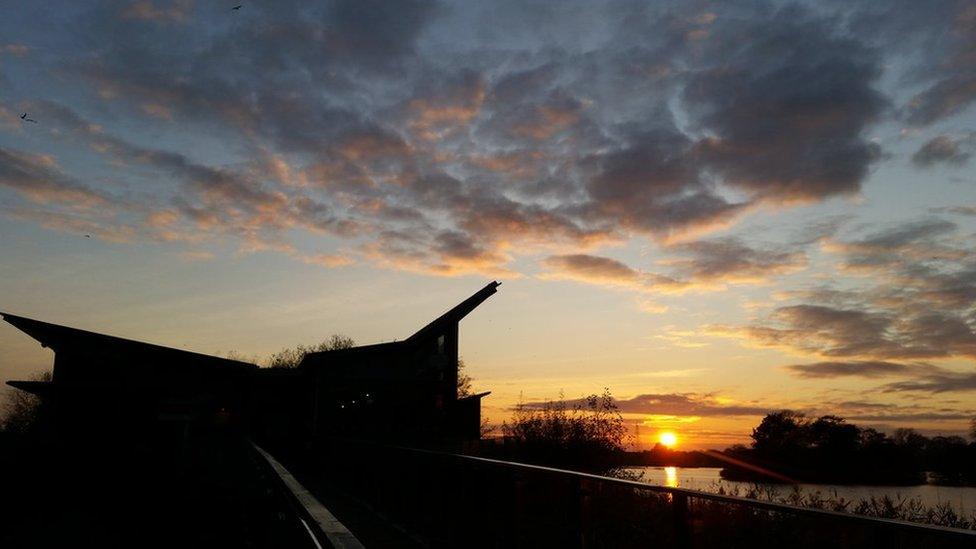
[664,466,679,488]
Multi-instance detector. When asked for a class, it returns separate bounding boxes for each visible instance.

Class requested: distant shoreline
[619,463,976,488]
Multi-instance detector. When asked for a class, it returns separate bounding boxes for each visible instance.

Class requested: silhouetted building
[299,280,497,441]
[3,282,498,448]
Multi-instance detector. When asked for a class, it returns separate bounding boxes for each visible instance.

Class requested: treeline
[621,445,725,467]
[722,411,976,486]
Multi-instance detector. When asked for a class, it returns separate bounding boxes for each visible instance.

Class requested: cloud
[912,134,975,167]
[783,360,918,379]
[847,1,976,127]
[4,101,379,259]
[823,218,963,271]
[1,0,966,282]
[581,127,747,240]
[405,70,485,140]
[682,4,886,203]
[930,205,976,216]
[661,238,807,286]
[359,228,520,278]
[817,398,974,422]
[713,303,976,360]
[0,147,112,209]
[521,392,768,418]
[325,0,440,67]
[540,254,645,288]
[294,252,354,268]
[6,206,137,244]
[121,0,193,23]
[1,43,29,56]
[905,75,976,127]
[615,393,768,417]
[714,218,976,397]
[541,236,807,299]
[883,371,976,394]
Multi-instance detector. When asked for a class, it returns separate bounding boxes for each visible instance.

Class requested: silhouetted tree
[859,427,887,447]
[810,415,860,457]
[751,410,810,460]
[726,412,975,485]
[457,357,473,398]
[892,428,928,461]
[266,334,355,368]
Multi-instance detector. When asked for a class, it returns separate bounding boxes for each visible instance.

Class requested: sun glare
[659,431,678,448]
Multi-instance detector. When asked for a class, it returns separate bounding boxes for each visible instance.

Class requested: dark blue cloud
[0,0,968,276]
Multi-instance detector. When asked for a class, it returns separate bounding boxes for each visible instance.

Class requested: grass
[711,483,976,530]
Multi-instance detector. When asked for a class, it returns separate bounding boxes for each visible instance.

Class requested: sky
[0,0,974,449]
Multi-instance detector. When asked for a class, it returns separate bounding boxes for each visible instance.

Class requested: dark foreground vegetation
[712,483,976,531]
[723,411,976,486]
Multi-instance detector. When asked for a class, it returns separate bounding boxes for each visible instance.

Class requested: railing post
[577,477,591,548]
[513,470,526,546]
[672,492,690,549]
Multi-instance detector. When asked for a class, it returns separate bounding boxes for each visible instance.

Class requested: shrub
[500,389,628,472]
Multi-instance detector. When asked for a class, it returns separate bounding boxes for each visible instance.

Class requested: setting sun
[659,432,678,448]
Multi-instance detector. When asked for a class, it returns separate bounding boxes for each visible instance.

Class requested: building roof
[0,312,257,373]
[299,281,500,366]
[5,380,53,397]
[458,391,492,403]
[302,340,402,359]
[405,281,500,343]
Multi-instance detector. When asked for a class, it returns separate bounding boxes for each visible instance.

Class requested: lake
[623,466,976,516]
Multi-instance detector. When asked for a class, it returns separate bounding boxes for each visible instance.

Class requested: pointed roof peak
[406,281,500,343]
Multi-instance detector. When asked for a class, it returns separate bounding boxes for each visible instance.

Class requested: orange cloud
[1,43,29,56]
[121,0,193,23]
[141,102,173,120]
[295,252,355,268]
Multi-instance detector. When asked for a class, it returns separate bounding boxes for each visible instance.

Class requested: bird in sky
[232,4,242,10]
[20,113,37,123]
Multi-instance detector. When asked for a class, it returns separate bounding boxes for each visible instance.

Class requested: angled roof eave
[298,340,404,367]
[0,312,257,372]
[6,380,54,397]
[405,281,500,343]
[458,391,491,403]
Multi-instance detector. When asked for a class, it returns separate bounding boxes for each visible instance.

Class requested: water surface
[623,466,976,516]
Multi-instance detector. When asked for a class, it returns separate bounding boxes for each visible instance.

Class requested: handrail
[371,441,976,540]
[252,443,366,549]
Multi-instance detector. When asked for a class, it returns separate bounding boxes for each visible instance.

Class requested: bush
[500,389,628,472]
